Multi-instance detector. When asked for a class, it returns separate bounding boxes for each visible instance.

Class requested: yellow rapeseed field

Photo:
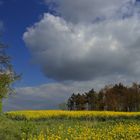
[6,110,140,120]
[5,111,140,140]
[24,122,140,140]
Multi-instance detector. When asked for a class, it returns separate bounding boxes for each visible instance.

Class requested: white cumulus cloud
[23,12,140,81]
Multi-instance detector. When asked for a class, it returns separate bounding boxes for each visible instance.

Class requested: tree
[75,93,86,110]
[85,89,97,110]
[67,93,76,110]
[67,83,140,112]
[97,90,105,110]
[0,40,19,113]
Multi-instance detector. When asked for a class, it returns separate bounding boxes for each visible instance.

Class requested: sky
[1,0,140,111]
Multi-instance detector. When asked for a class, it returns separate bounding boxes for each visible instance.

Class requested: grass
[0,111,140,139]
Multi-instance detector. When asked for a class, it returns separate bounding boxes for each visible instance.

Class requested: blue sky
[1,0,140,111]
[0,0,54,87]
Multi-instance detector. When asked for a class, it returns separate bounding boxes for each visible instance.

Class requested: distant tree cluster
[67,83,140,112]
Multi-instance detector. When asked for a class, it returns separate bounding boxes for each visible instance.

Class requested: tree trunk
[0,98,2,114]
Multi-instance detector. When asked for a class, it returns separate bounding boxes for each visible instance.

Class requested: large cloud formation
[45,0,135,22]
[23,0,140,81]
[5,0,140,111]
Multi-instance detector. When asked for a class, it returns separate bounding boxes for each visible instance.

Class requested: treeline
[67,83,140,112]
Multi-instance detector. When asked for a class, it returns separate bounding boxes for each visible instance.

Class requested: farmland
[0,111,140,140]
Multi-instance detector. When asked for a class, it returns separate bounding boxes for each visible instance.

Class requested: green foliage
[0,74,14,98]
[0,40,20,113]
[0,99,2,114]
[0,115,22,140]
[0,73,17,113]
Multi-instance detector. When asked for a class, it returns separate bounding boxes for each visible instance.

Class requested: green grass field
[1,111,140,140]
